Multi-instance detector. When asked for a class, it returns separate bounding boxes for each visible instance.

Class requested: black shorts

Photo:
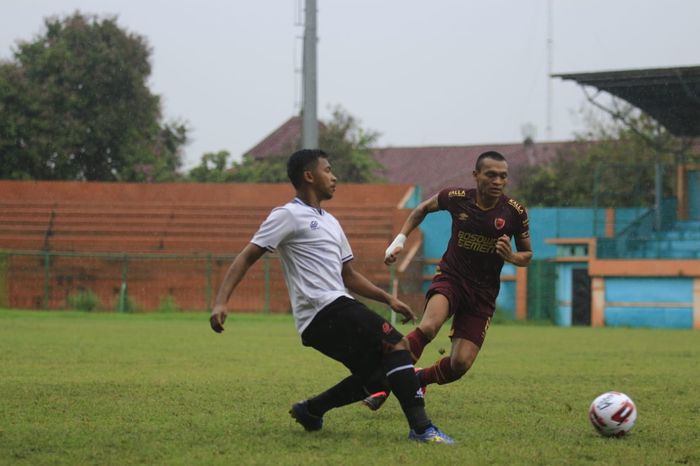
[301,296,404,380]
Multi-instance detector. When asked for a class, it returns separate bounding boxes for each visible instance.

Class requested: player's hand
[209,304,228,333]
[495,235,513,261]
[384,245,404,265]
[384,233,407,266]
[388,296,416,324]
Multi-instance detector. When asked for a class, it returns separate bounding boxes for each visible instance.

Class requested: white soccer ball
[588,391,637,437]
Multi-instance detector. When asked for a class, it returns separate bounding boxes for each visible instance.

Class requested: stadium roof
[554,65,700,137]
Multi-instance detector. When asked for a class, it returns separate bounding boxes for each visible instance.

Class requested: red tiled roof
[243,116,301,159]
[243,116,610,199]
[373,141,588,198]
[244,116,325,159]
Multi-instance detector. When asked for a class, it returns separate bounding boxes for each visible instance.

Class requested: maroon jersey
[435,187,529,289]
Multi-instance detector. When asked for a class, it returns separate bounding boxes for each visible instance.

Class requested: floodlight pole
[302,0,318,149]
[546,0,553,140]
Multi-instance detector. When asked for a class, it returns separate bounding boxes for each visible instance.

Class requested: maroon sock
[406,328,430,363]
[420,357,462,385]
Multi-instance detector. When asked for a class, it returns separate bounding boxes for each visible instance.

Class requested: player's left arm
[496,234,532,266]
[341,260,416,323]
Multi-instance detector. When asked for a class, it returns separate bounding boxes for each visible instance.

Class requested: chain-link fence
[0,251,428,314]
[526,259,557,322]
[0,250,555,323]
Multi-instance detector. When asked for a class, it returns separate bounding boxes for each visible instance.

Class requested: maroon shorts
[425,273,497,348]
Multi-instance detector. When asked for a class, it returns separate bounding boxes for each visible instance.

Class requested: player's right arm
[209,243,266,333]
[385,194,440,265]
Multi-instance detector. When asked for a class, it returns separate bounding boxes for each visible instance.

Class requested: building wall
[419,204,700,329]
[690,170,700,219]
[603,277,694,328]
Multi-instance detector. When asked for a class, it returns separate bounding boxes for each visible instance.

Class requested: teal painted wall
[416,199,697,328]
[604,277,693,329]
[689,170,700,220]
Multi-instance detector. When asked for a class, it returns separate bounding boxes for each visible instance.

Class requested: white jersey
[251,198,354,334]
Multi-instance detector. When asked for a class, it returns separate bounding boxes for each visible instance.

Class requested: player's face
[310,157,337,200]
[473,158,508,201]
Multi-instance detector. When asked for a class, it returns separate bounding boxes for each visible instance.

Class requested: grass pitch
[0,309,698,465]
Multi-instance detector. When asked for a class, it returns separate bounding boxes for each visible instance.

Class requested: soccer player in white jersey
[209,149,454,444]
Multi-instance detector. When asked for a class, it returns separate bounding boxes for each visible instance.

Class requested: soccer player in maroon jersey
[363,150,533,410]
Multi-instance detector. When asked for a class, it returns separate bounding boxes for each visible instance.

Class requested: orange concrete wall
[0,181,416,312]
[0,180,413,206]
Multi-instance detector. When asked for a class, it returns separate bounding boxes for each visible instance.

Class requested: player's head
[287,149,336,199]
[473,150,508,201]
[474,150,507,172]
[287,149,328,188]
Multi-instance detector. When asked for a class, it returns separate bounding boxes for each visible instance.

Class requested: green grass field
[0,310,698,465]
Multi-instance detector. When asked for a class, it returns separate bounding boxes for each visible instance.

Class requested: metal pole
[119,255,129,312]
[43,251,50,309]
[206,254,213,310]
[302,0,318,149]
[593,162,600,236]
[654,158,663,231]
[263,255,271,314]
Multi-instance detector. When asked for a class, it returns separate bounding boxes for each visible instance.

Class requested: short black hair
[475,150,506,171]
[287,149,328,189]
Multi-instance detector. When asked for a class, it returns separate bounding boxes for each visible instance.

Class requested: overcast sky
[2,0,699,169]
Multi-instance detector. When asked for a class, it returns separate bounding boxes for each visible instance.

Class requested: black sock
[382,350,431,433]
[306,375,367,416]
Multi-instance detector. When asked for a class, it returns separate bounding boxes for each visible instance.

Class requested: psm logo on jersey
[310,220,319,230]
[494,218,506,230]
[382,322,393,334]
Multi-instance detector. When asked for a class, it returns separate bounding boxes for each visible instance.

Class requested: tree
[317,106,384,183]
[0,12,186,181]
[514,102,698,208]
[192,106,384,183]
[188,150,231,183]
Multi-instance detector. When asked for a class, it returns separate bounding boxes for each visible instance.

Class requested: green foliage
[0,12,187,181]
[189,106,384,184]
[158,294,179,313]
[318,106,384,183]
[118,295,140,313]
[228,153,289,183]
[514,105,698,207]
[0,310,698,465]
[0,256,7,307]
[66,289,101,311]
[187,150,234,182]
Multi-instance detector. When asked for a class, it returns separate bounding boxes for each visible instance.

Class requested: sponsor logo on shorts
[494,218,505,230]
[382,322,393,334]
